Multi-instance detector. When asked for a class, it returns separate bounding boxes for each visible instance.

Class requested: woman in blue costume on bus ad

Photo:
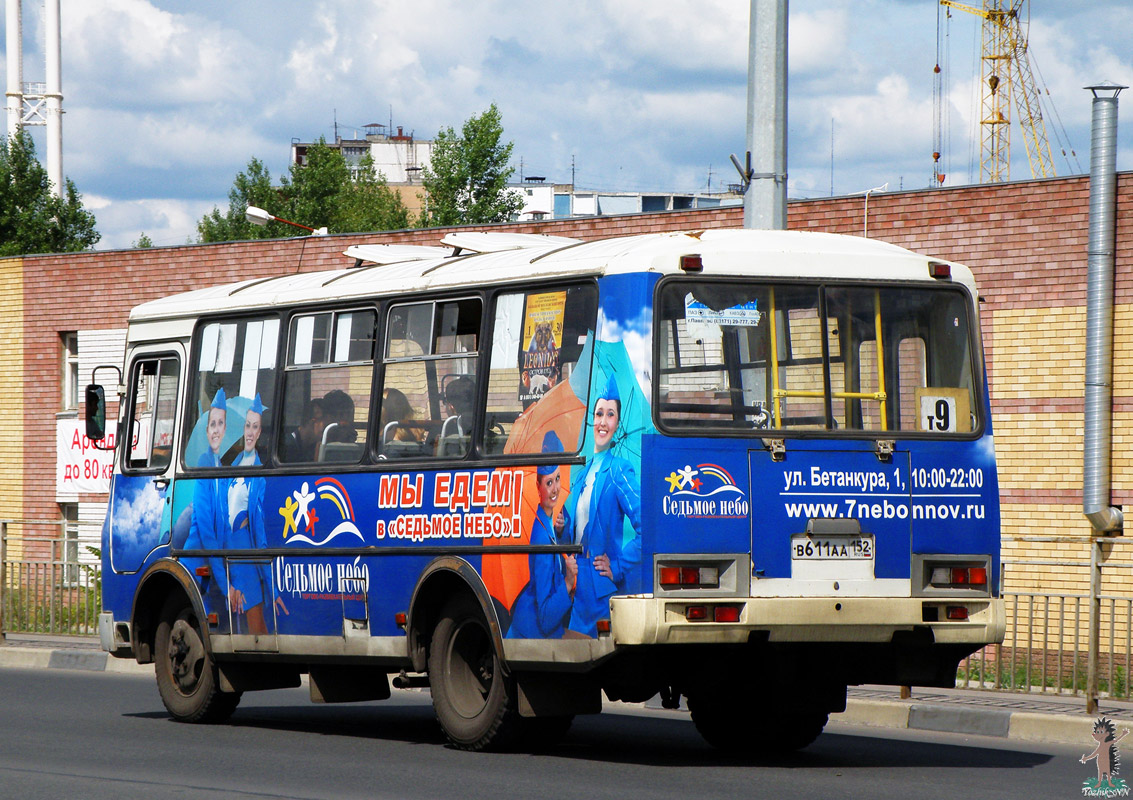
[225,393,288,634]
[186,390,286,635]
[556,374,642,639]
[506,431,578,639]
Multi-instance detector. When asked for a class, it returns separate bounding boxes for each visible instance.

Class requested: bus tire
[154,597,240,724]
[688,692,827,753]
[428,595,518,751]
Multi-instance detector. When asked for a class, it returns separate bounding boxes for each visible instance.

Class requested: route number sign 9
[914,387,971,433]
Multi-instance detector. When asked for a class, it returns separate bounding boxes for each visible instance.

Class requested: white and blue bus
[89,229,1004,752]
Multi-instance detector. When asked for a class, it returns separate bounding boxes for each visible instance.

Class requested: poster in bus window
[518,291,566,407]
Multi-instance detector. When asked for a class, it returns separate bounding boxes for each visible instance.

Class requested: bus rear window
[656,280,978,435]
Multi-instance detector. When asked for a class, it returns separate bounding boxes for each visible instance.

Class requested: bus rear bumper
[609,595,1006,647]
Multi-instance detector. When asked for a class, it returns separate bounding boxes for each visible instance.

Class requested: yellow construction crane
[937,0,1057,183]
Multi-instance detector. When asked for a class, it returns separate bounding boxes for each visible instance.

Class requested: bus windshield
[657,280,978,435]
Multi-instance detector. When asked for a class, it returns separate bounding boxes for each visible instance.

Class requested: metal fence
[959,537,1133,705]
[3,521,1132,706]
[960,590,1133,700]
[0,520,101,638]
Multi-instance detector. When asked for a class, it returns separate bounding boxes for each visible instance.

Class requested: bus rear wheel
[154,598,240,723]
[428,595,518,751]
[688,691,828,753]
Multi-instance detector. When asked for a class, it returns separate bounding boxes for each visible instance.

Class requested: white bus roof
[128,229,978,324]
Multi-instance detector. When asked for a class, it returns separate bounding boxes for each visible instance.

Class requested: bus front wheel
[428,595,518,751]
[154,597,240,723]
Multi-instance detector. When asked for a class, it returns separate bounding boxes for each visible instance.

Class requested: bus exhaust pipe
[1083,82,1126,533]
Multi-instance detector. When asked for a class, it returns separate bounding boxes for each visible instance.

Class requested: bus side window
[186,317,281,468]
[480,284,597,455]
[279,309,375,464]
[126,355,180,472]
[379,298,481,460]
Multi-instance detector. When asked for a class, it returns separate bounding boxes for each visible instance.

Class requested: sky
[2,0,1132,250]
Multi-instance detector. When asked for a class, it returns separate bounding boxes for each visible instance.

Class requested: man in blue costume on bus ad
[507,431,577,639]
[557,374,643,638]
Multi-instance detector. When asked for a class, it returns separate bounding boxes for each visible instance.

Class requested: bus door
[176,314,285,651]
[738,283,922,595]
[108,346,183,574]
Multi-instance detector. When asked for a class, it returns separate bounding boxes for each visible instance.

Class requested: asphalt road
[0,667,1099,800]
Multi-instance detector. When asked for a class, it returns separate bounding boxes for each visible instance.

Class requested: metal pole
[1088,536,1101,713]
[0,521,7,643]
[5,0,23,140]
[44,0,63,196]
[743,0,788,230]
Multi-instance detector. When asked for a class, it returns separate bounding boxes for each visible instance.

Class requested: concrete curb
[836,698,1133,746]
[0,644,151,676]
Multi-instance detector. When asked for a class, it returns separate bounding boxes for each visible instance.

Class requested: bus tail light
[685,606,708,621]
[195,566,211,578]
[922,557,992,594]
[596,619,611,634]
[659,565,720,589]
[713,606,741,623]
[946,606,969,621]
[930,566,987,587]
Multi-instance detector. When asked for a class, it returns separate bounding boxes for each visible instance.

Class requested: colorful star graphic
[278,496,298,538]
[676,464,699,489]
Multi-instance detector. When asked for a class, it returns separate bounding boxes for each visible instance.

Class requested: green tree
[333,153,410,233]
[419,103,523,227]
[0,131,99,255]
[197,157,285,242]
[280,138,351,232]
[199,142,410,241]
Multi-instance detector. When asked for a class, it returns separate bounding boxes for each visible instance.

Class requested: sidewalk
[3,632,1129,746]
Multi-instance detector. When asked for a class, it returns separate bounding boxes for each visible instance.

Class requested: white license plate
[791,535,874,560]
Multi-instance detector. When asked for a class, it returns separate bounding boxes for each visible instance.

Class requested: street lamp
[861,182,888,238]
[245,206,328,236]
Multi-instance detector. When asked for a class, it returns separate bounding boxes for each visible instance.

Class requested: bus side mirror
[85,384,108,443]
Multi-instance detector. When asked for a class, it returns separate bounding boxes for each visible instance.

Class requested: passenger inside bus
[319,388,361,462]
[380,387,424,445]
[439,375,475,457]
[279,398,325,463]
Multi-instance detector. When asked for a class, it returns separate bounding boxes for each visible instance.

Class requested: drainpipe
[1083,81,1126,534]
[1083,81,1125,716]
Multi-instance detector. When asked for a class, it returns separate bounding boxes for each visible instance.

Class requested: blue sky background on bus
[108,478,165,569]
[2,0,1131,250]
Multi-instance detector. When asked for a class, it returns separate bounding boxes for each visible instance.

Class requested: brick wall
[19,174,1133,601]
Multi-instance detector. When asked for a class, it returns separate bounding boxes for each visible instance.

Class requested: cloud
[2,0,1130,247]
[111,480,164,552]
